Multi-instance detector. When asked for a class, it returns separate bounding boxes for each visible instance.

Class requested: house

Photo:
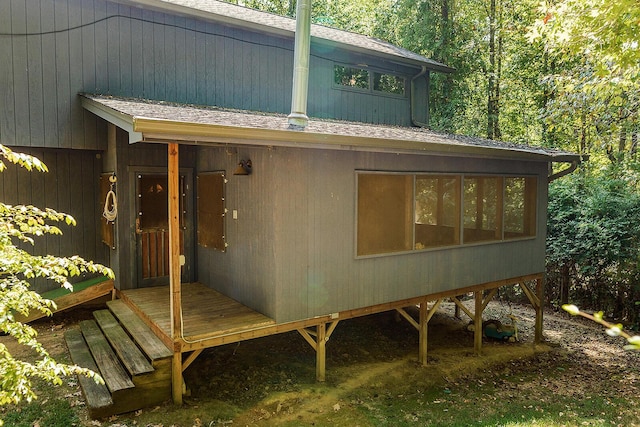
[1,0,581,417]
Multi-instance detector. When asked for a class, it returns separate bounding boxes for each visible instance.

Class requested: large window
[356,173,537,256]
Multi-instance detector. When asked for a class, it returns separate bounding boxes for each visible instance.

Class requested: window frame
[355,171,538,258]
[333,63,407,98]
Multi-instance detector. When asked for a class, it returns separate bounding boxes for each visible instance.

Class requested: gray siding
[0,147,108,293]
[196,145,549,323]
[1,0,419,151]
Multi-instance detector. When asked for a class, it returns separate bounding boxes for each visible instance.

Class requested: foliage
[530,0,640,158]
[0,144,112,426]
[563,304,640,350]
[546,168,640,323]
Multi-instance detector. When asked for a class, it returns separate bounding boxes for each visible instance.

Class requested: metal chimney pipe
[287,0,312,129]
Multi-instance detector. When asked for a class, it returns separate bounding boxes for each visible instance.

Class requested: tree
[530,0,640,160]
[0,144,112,425]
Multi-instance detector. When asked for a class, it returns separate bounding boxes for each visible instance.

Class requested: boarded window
[415,175,460,248]
[197,172,226,251]
[357,174,413,256]
[504,177,537,238]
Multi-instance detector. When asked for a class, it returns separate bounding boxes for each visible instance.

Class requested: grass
[2,399,79,427]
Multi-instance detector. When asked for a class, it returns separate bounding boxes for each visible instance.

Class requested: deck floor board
[120,283,275,343]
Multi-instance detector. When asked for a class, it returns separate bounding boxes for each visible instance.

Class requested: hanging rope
[103,175,118,222]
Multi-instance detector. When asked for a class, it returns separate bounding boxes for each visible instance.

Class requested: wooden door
[135,172,192,287]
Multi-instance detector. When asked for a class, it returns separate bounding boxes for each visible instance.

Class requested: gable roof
[81,94,580,163]
[113,0,454,73]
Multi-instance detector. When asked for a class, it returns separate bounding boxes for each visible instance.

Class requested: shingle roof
[116,0,454,72]
[81,94,580,162]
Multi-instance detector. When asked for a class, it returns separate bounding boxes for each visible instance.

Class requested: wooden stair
[64,300,173,418]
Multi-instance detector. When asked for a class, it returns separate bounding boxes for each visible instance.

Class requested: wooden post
[168,143,183,405]
[419,301,428,367]
[535,277,544,344]
[316,323,327,382]
[474,290,483,354]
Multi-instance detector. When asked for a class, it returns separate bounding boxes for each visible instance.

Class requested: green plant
[563,304,640,350]
[0,144,113,426]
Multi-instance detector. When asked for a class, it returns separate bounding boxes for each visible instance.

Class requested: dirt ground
[3,298,640,426]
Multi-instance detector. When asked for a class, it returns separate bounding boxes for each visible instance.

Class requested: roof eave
[132,117,559,162]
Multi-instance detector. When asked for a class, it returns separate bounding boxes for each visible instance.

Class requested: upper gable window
[334,65,370,89]
[334,64,405,96]
[373,72,405,95]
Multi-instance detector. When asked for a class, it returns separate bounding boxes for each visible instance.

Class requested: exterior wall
[0,147,108,293]
[196,144,549,322]
[0,0,421,152]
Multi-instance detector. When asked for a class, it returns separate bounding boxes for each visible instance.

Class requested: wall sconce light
[233,159,252,175]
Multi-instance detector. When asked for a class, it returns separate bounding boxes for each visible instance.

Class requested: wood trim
[181,349,203,373]
[451,296,474,320]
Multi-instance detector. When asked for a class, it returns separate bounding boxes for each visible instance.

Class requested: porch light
[233,159,252,175]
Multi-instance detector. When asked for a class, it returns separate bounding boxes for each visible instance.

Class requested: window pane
[415,176,460,248]
[138,174,169,230]
[334,65,369,89]
[197,172,226,251]
[463,176,502,243]
[374,72,405,95]
[504,177,537,238]
[357,174,413,255]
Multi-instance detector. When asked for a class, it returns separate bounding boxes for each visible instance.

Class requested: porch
[116,276,545,406]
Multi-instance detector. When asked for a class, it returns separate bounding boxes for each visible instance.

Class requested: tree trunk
[487,0,501,140]
[560,262,570,306]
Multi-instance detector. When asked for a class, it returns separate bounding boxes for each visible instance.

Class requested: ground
[2,298,639,426]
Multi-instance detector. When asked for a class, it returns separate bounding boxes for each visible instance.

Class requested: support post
[316,323,327,382]
[535,277,544,344]
[418,301,428,366]
[168,143,183,404]
[474,290,483,354]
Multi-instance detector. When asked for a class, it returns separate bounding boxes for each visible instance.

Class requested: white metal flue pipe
[287,0,312,129]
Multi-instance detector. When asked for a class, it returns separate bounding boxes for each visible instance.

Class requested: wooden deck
[119,282,275,348]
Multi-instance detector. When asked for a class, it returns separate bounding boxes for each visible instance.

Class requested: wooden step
[64,329,114,418]
[106,299,173,363]
[80,320,135,393]
[93,309,154,376]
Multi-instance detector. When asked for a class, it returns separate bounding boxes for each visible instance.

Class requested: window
[415,175,461,249]
[374,72,405,95]
[197,172,226,251]
[334,65,369,89]
[357,174,413,255]
[356,172,537,256]
[463,176,502,243]
[334,64,406,96]
[504,177,537,238]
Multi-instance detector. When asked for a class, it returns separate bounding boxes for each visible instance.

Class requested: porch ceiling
[81,93,582,163]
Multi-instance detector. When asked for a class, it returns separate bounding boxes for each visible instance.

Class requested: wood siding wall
[196,145,549,323]
[0,147,108,293]
[0,0,419,151]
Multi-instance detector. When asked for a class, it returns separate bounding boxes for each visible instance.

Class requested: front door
[135,171,193,287]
